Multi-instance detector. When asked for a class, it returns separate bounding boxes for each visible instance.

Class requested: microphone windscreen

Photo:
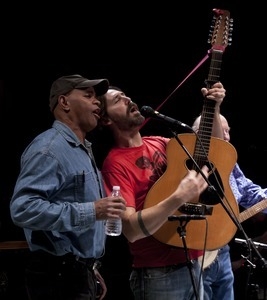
[140,106,155,117]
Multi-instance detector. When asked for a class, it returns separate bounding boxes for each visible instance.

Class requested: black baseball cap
[49,74,109,111]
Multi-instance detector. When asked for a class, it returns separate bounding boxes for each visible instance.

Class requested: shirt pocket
[74,170,100,203]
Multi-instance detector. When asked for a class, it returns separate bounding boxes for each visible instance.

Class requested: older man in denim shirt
[10,75,126,300]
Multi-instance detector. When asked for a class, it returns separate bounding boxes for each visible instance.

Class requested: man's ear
[58,95,70,112]
[55,95,70,112]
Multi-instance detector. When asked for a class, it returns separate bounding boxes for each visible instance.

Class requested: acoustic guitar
[199,199,267,269]
[143,9,238,250]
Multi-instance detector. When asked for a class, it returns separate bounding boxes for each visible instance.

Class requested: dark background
[1,1,267,298]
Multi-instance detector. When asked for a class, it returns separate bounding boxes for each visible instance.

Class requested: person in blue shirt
[10,74,126,300]
[192,114,267,300]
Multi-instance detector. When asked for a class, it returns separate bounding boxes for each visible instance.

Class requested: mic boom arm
[140,106,193,131]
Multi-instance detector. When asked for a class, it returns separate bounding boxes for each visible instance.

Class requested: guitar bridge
[178,203,213,215]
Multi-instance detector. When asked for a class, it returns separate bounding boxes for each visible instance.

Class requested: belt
[133,261,190,271]
[32,250,96,269]
[64,253,96,268]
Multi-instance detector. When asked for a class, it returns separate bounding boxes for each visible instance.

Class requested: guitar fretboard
[239,199,267,222]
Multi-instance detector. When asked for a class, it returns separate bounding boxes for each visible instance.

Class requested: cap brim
[93,79,109,96]
[76,79,109,96]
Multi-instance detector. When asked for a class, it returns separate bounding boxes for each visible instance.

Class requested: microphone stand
[167,127,212,300]
[168,127,267,284]
[237,237,267,269]
[234,237,267,298]
[171,129,243,231]
[169,216,204,300]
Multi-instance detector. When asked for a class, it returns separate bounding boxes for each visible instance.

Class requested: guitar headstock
[207,8,233,52]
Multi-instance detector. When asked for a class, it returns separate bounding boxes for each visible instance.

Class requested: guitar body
[143,133,238,250]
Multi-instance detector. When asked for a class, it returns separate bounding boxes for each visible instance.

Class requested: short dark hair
[98,85,122,119]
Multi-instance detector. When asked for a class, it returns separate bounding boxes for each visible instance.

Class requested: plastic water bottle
[105,186,122,236]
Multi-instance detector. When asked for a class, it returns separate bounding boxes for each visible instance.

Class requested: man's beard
[115,114,145,131]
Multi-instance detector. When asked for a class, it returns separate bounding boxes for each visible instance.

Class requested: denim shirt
[230,163,267,210]
[10,120,106,258]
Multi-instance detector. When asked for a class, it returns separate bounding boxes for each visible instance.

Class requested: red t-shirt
[101,136,202,268]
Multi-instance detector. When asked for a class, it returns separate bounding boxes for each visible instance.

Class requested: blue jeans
[203,245,234,300]
[129,260,203,300]
[25,251,97,300]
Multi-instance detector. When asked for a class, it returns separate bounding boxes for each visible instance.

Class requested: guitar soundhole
[200,168,223,205]
[186,159,224,205]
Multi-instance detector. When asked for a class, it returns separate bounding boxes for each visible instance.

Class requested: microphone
[235,238,267,249]
[140,106,193,131]
[168,215,206,222]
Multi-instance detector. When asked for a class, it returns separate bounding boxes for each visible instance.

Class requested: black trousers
[25,251,97,300]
